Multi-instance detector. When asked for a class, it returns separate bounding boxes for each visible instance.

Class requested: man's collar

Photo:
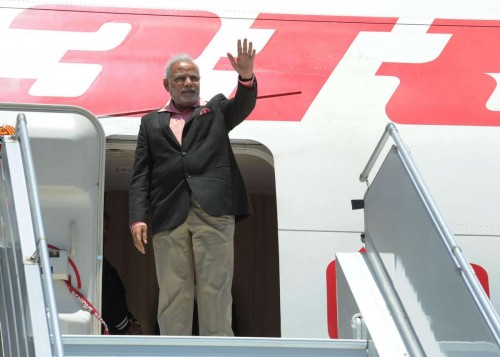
[158,98,206,113]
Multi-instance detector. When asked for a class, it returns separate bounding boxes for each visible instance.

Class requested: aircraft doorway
[103,138,280,337]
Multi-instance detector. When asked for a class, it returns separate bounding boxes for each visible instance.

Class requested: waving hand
[227,38,256,80]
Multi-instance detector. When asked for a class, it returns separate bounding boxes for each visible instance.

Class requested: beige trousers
[152,195,235,336]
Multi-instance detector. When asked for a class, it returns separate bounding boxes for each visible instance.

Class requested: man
[129,39,257,336]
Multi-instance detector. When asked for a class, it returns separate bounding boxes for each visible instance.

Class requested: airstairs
[337,124,500,356]
[0,103,498,356]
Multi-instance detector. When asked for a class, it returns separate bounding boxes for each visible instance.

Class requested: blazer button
[186,174,191,178]
[182,152,187,157]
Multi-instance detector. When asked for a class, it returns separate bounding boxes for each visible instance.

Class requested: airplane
[0,0,499,355]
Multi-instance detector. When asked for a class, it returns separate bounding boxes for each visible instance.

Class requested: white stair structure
[0,104,498,356]
[336,124,500,356]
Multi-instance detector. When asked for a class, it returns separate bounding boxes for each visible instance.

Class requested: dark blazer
[129,80,257,235]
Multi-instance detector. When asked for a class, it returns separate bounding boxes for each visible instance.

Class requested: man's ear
[163,78,170,92]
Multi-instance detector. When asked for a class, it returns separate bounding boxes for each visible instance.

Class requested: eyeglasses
[172,75,200,85]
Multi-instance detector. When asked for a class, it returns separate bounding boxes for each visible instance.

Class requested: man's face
[163,60,200,111]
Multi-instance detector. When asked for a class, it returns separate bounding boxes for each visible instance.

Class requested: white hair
[164,54,196,79]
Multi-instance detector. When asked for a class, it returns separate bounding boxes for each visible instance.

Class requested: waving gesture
[227,38,256,80]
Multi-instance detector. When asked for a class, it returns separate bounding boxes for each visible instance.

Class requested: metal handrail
[13,113,65,357]
[359,123,394,185]
[360,122,500,345]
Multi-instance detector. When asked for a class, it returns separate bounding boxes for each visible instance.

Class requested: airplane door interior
[103,139,280,337]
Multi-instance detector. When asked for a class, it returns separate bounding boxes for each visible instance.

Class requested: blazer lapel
[182,106,202,144]
[184,107,202,128]
[158,106,205,147]
[158,111,181,148]
[188,107,202,123]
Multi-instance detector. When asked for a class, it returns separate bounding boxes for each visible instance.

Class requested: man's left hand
[227,38,256,80]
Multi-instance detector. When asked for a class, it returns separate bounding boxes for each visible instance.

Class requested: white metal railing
[360,122,500,346]
[13,113,65,356]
